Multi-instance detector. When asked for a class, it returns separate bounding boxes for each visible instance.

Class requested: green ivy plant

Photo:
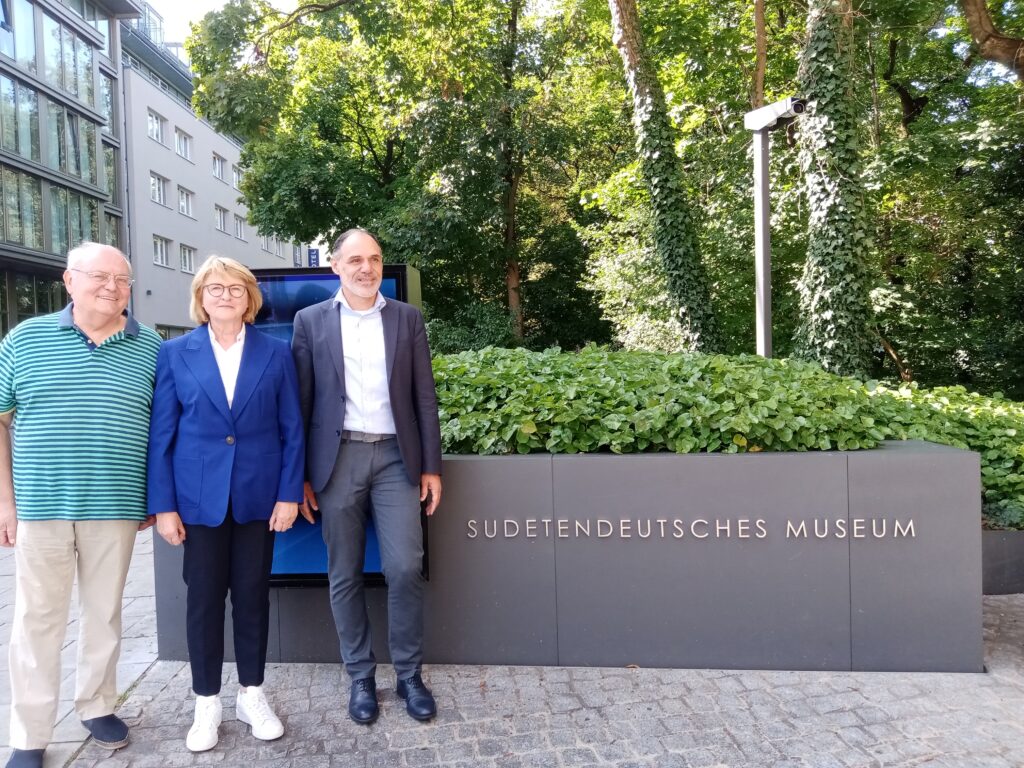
[433,347,1024,527]
[794,0,875,378]
[608,0,722,352]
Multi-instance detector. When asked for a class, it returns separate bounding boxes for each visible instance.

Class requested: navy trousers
[182,508,276,695]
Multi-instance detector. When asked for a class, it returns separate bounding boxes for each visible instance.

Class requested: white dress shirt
[209,324,246,408]
[335,290,397,435]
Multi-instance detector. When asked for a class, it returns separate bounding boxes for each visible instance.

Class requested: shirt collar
[207,323,246,346]
[333,288,386,314]
[59,302,140,337]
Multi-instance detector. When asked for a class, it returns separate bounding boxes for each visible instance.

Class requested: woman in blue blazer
[147,256,305,753]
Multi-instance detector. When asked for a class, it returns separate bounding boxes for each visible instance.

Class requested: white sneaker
[186,694,222,752]
[236,685,284,741]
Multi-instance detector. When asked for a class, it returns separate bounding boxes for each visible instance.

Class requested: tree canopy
[188,0,1024,396]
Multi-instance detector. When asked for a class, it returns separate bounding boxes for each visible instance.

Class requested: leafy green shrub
[433,347,1024,527]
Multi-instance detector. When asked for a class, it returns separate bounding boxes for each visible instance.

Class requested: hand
[420,473,442,516]
[156,511,186,546]
[138,516,156,532]
[0,501,17,547]
[299,481,318,524]
[269,501,298,532]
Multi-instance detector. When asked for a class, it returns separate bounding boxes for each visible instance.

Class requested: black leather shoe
[5,749,44,768]
[348,678,379,724]
[396,673,436,721]
[81,714,129,749]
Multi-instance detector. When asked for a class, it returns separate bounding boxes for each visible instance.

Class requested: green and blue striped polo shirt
[0,304,161,521]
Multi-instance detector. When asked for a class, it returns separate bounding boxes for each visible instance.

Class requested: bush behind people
[433,347,1024,528]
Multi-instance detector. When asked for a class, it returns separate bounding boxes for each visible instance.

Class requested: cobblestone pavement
[5,535,1024,767]
[74,596,1024,768]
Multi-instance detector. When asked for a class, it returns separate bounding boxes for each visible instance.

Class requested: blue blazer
[147,324,305,526]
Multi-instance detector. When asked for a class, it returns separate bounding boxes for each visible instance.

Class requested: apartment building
[120,4,305,337]
[0,0,136,334]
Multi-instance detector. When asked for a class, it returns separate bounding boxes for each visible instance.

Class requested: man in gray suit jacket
[291,229,442,724]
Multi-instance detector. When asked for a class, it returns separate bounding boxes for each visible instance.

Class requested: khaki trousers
[8,519,138,750]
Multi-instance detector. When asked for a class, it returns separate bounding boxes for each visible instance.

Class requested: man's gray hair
[66,242,132,273]
[330,228,381,261]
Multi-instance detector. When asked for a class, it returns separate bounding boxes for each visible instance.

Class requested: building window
[155,324,191,340]
[212,153,225,180]
[41,13,94,105]
[102,144,117,204]
[9,273,67,328]
[232,165,242,189]
[153,235,170,266]
[233,214,245,240]
[57,1,110,39]
[71,2,112,59]
[177,186,193,217]
[99,74,114,132]
[275,239,283,258]
[147,110,164,143]
[149,172,167,205]
[0,75,39,163]
[260,234,271,251]
[293,244,302,267]
[44,104,97,184]
[103,212,119,248]
[175,129,192,160]
[215,205,227,232]
[1,164,43,250]
[0,0,37,73]
[49,186,99,255]
[179,244,196,273]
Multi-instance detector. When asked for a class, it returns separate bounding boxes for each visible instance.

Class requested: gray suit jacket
[291,296,442,491]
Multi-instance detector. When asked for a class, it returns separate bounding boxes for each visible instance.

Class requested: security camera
[743,97,807,132]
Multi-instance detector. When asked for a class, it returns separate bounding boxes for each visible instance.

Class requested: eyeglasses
[203,283,247,298]
[70,268,134,289]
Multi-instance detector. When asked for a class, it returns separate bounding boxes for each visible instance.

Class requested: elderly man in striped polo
[0,243,161,768]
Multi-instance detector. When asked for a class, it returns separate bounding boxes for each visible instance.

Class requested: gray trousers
[318,437,424,680]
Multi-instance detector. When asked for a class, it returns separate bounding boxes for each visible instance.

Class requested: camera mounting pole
[743,96,806,358]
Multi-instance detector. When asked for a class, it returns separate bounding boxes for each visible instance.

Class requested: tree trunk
[952,247,977,385]
[503,169,524,339]
[753,0,766,108]
[500,0,525,340]
[867,37,881,149]
[608,0,721,351]
[793,0,874,377]
[959,0,1024,80]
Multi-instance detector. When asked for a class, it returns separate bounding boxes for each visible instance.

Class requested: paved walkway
[3,534,1024,766]
[0,532,157,767]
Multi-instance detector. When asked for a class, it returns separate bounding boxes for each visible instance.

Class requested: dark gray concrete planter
[154,440,983,672]
[983,530,1024,594]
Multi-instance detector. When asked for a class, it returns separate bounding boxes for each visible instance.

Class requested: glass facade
[0,0,37,73]
[103,143,116,203]
[48,186,98,255]
[0,0,119,340]
[103,212,119,247]
[45,102,97,184]
[9,270,67,327]
[0,74,40,162]
[99,73,114,131]
[42,13,94,105]
[1,164,43,250]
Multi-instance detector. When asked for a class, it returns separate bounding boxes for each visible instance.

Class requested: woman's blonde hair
[189,255,263,325]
